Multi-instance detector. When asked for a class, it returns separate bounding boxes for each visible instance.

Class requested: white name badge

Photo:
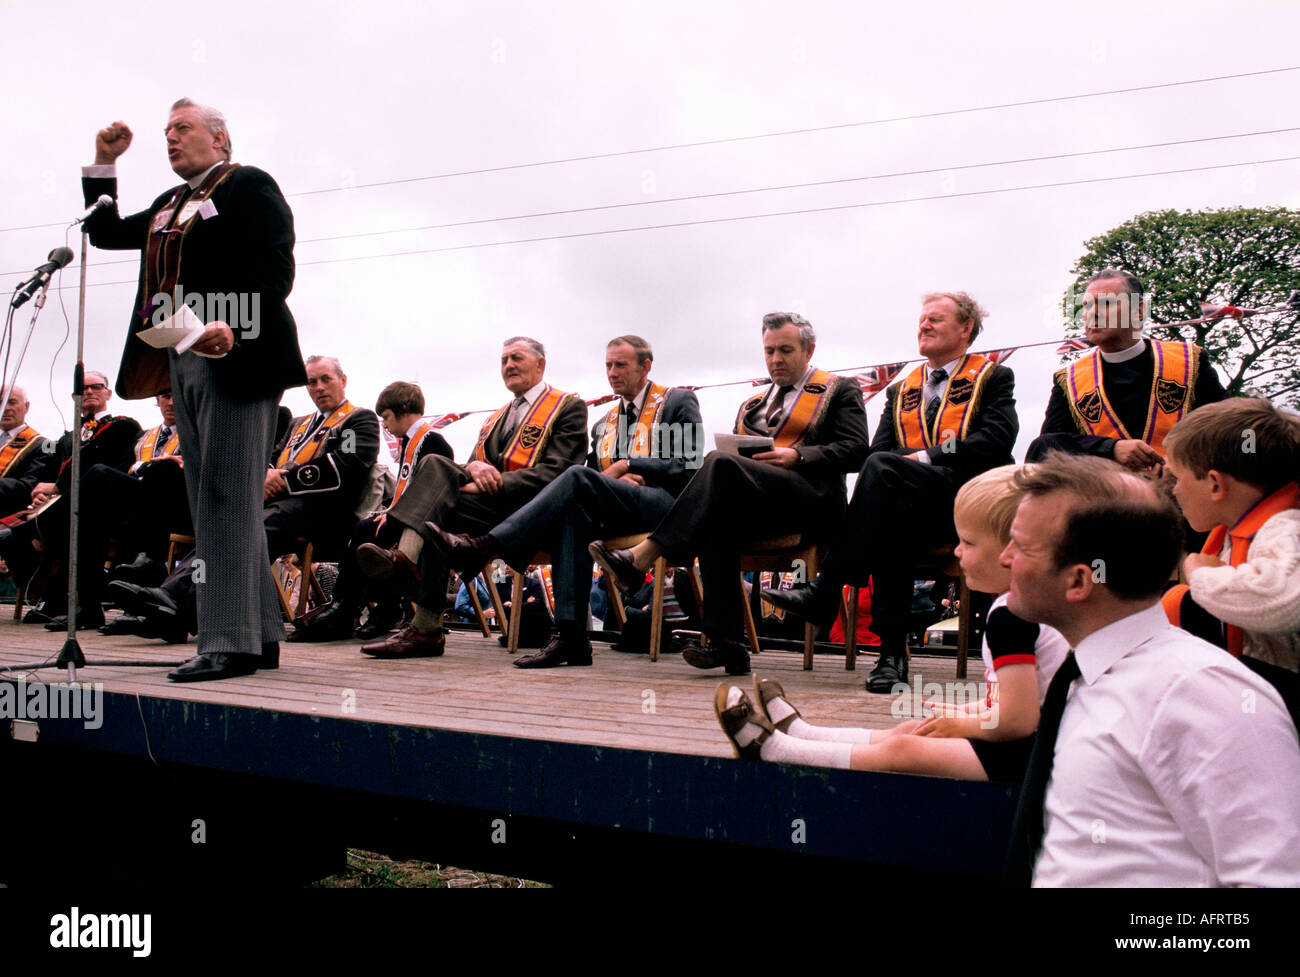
[178,200,202,224]
[198,199,218,220]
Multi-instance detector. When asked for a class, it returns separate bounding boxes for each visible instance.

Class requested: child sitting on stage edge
[713,464,1069,783]
[1161,397,1300,730]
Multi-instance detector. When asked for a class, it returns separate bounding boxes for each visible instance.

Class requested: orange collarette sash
[275,402,358,468]
[393,419,439,504]
[140,161,240,327]
[734,369,836,448]
[472,385,573,472]
[1061,339,1197,457]
[1161,481,1300,655]
[595,383,670,470]
[0,424,42,476]
[893,354,996,450]
[136,424,180,463]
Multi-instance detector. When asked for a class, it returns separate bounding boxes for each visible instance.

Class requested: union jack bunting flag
[585,393,617,407]
[986,347,1018,365]
[1055,338,1091,355]
[852,362,908,402]
[428,412,461,429]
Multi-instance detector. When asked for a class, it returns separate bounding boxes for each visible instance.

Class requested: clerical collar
[621,381,651,413]
[1099,338,1146,364]
[187,162,223,190]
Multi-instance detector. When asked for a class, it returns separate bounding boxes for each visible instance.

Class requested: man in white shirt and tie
[1000,453,1300,887]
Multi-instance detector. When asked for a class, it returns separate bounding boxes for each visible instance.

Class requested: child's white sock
[785,719,873,744]
[759,730,853,769]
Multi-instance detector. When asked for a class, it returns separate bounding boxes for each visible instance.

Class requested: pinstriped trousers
[169,351,284,656]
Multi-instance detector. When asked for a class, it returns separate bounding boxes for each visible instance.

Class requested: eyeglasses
[83,383,108,392]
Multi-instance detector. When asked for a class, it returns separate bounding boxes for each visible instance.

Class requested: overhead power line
[36,154,1300,290]
[1,64,1295,234]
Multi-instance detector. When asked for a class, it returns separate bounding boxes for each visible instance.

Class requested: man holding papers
[590,313,868,676]
[82,98,307,681]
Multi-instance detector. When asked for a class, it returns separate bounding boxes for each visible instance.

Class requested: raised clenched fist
[95,121,133,164]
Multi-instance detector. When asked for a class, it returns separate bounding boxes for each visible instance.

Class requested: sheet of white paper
[714,433,774,457]
[135,303,223,356]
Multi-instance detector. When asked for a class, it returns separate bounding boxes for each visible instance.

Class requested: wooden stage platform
[0,614,1015,886]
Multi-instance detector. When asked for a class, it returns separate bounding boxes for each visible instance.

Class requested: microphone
[10,247,74,309]
[76,194,114,223]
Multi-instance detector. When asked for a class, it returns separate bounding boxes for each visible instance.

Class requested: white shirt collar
[516,381,547,407]
[404,418,427,439]
[1072,601,1168,685]
[622,381,651,413]
[926,358,962,383]
[83,409,110,424]
[186,161,223,190]
[1099,337,1147,364]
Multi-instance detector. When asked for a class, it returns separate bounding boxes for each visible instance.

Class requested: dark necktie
[304,412,325,441]
[159,426,171,441]
[924,368,948,431]
[766,386,794,431]
[620,403,638,458]
[498,397,527,448]
[1004,650,1081,887]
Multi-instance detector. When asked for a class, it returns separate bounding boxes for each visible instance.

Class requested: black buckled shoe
[587,541,645,594]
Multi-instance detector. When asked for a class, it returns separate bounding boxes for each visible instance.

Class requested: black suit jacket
[871,363,1018,484]
[738,375,870,504]
[1029,342,1226,460]
[41,416,143,494]
[271,407,381,508]
[585,386,703,496]
[479,394,589,505]
[0,431,54,513]
[82,165,308,402]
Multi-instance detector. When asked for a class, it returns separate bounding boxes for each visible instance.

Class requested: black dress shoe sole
[759,587,840,627]
[587,543,644,594]
[167,656,259,683]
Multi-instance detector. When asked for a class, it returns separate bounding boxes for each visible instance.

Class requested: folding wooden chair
[740,535,821,670]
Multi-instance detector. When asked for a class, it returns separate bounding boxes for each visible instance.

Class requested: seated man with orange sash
[762,293,1018,692]
[263,354,380,557]
[355,336,588,658]
[427,334,703,668]
[1027,268,1225,470]
[589,313,869,676]
[0,386,51,515]
[288,380,453,643]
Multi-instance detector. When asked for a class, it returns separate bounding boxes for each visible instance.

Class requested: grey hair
[306,355,344,376]
[171,97,232,160]
[503,336,546,358]
[761,312,816,350]
[922,291,988,343]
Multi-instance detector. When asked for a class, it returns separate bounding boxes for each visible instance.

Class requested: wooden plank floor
[0,612,985,759]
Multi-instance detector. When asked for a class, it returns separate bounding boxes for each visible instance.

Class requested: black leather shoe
[23,605,65,625]
[261,642,280,670]
[44,608,106,632]
[355,606,401,641]
[108,554,167,587]
[360,625,446,659]
[426,521,494,577]
[106,580,179,619]
[759,578,840,627]
[587,541,645,594]
[288,601,355,642]
[167,653,259,683]
[514,634,593,668]
[100,614,152,636]
[681,635,751,675]
[866,653,908,694]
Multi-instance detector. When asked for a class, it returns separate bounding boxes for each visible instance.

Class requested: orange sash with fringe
[893,354,996,451]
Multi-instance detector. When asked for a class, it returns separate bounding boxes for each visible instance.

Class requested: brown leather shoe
[425,520,494,577]
[681,635,750,675]
[360,624,445,659]
[355,543,421,585]
[587,540,645,594]
[513,634,593,669]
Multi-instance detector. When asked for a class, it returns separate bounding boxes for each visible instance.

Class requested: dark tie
[498,397,527,448]
[304,412,325,440]
[159,426,171,441]
[620,403,637,458]
[924,368,948,431]
[766,385,794,431]
[1004,650,1082,887]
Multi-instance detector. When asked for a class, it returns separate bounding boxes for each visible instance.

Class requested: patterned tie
[500,397,527,445]
[765,386,793,431]
[924,368,948,432]
[1004,651,1082,887]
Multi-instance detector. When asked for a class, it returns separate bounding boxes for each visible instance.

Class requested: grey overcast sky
[2,0,1298,463]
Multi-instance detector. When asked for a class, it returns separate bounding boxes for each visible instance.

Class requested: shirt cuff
[82,165,116,179]
[916,450,933,465]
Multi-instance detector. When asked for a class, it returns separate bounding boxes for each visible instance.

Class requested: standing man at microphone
[82,98,307,681]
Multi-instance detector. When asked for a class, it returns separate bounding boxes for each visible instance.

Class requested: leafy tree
[1063,207,1300,405]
